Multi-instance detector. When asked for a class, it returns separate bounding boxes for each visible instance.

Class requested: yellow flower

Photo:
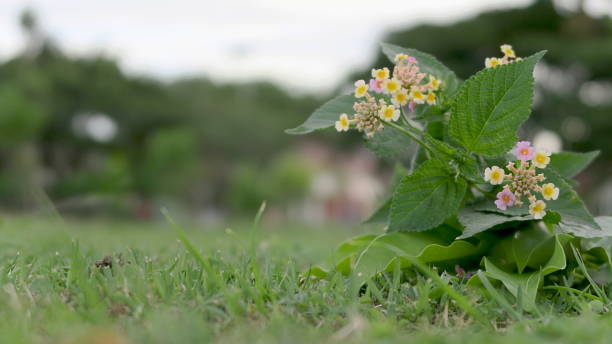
[382,78,401,94]
[354,80,368,98]
[485,57,501,68]
[392,89,409,106]
[410,87,426,104]
[501,44,516,58]
[371,67,390,81]
[379,104,400,122]
[541,183,559,201]
[532,150,551,168]
[335,113,350,132]
[529,200,547,219]
[426,92,436,105]
[394,53,409,63]
[484,166,505,185]
[428,76,441,90]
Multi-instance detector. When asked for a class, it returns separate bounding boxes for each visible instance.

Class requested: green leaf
[480,258,541,312]
[381,43,461,96]
[457,208,531,239]
[363,198,391,225]
[449,51,546,156]
[351,227,483,286]
[389,159,467,232]
[545,168,600,230]
[511,224,556,274]
[477,234,568,312]
[557,216,612,238]
[334,234,378,275]
[457,154,484,183]
[542,211,561,225]
[285,95,354,135]
[364,125,415,159]
[549,151,600,179]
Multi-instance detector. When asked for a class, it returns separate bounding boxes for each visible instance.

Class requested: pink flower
[407,56,417,64]
[495,188,516,211]
[368,79,383,93]
[513,141,534,161]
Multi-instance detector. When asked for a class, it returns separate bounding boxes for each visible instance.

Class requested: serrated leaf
[389,159,467,232]
[286,94,354,135]
[458,154,484,183]
[364,125,415,158]
[549,151,600,179]
[381,43,461,96]
[457,208,531,239]
[557,216,612,238]
[449,51,545,156]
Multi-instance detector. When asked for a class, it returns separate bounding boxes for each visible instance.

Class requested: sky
[0,0,610,93]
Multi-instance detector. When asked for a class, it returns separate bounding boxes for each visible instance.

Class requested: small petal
[532,149,551,168]
[529,200,547,219]
[542,183,559,200]
[513,141,534,161]
[484,166,505,185]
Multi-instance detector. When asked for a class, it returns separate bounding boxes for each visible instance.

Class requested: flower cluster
[484,44,522,68]
[335,54,441,138]
[483,141,559,219]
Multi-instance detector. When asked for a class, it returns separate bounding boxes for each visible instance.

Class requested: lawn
[1,214,611,343]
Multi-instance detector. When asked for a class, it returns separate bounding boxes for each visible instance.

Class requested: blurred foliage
[3,1,612,216]
[226,154,312,214]
[0,10,329,217]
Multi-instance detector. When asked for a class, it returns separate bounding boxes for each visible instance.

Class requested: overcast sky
[0,0,610,93]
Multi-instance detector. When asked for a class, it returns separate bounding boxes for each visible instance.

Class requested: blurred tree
[0,9,328,217]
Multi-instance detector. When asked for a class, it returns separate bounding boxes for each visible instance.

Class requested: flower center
[520,148,529,156]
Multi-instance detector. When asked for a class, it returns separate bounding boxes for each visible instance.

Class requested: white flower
[354,80,368,98]
[529,200,547,219]
[382,78,401,94]
[484,166,505,185]
[371,67,390,81]
[379,105,400,122]
[485,57,501,68]
[392,89,409,106]
[532,149,551,169]
[541,183,559,200]
[409,87,426,104]
[426,92,436,105]
[335,113,350,132]
[501,44,516,58]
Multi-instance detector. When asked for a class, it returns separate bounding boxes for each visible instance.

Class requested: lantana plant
[287,43,612,311]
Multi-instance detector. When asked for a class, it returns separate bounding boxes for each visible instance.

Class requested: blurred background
[0,0,611,225]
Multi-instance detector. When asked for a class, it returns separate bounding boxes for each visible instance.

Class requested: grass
[1,214,612,343]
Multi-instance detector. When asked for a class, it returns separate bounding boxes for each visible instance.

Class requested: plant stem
[385,121,434,155]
